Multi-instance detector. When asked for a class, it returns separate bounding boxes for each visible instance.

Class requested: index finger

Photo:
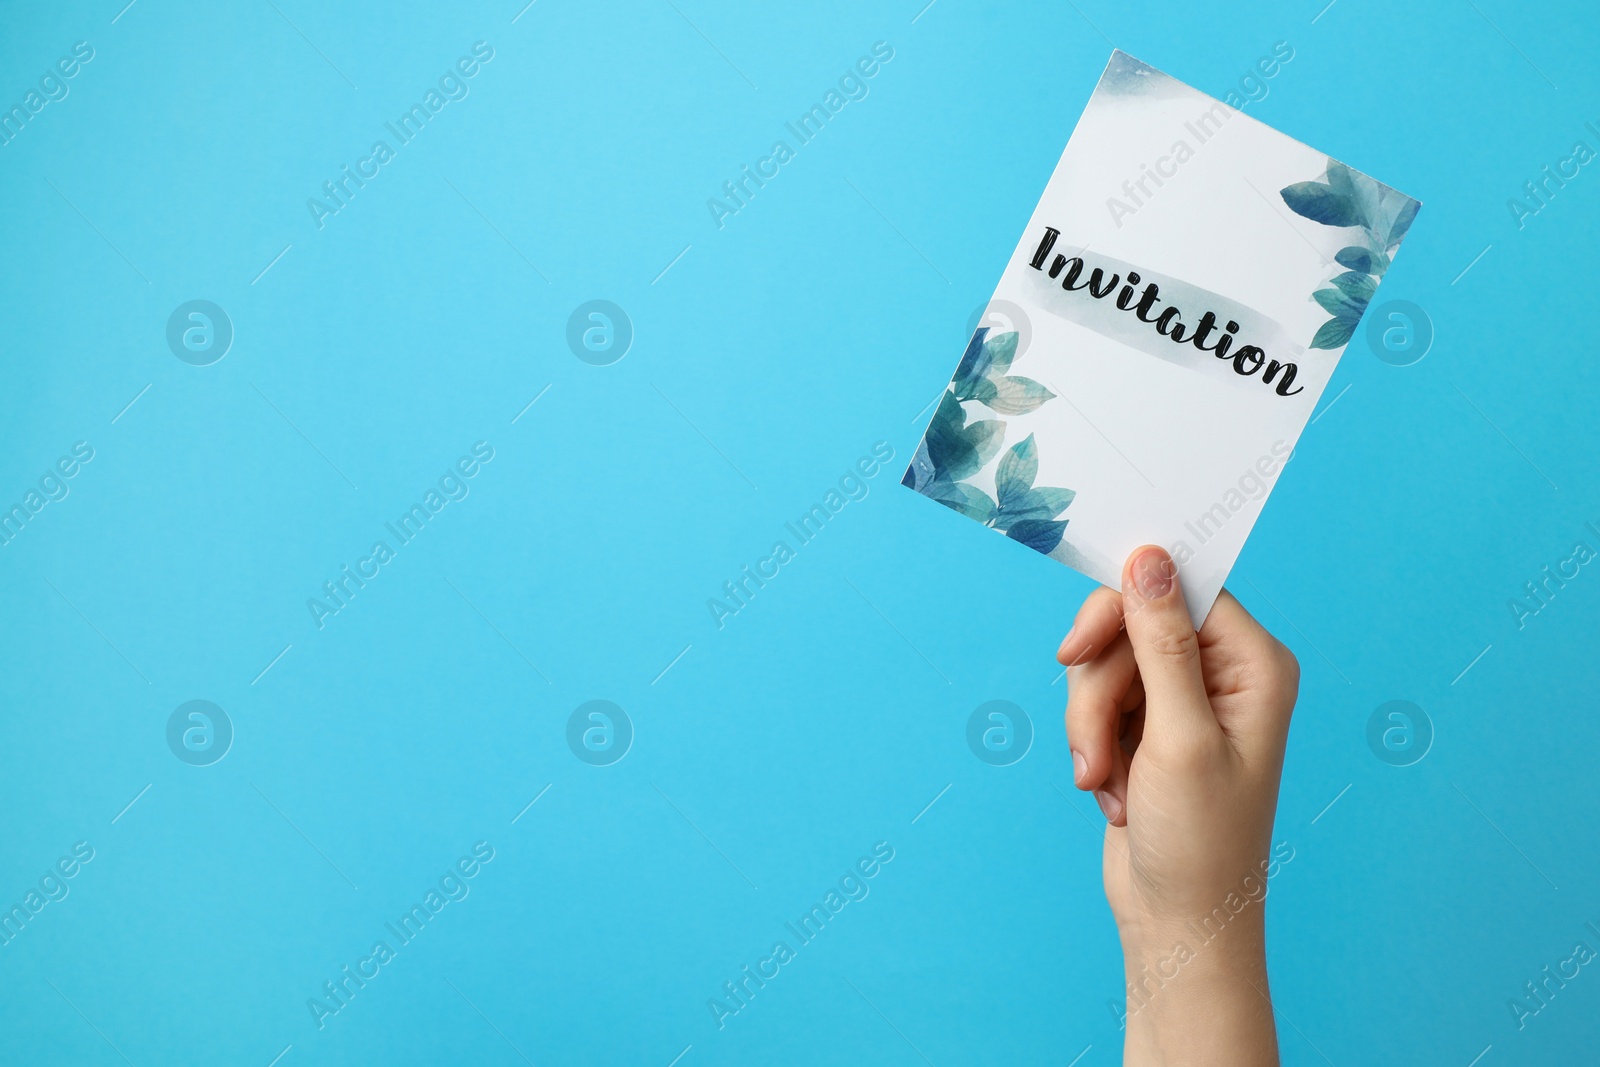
[1057,585,1125,668]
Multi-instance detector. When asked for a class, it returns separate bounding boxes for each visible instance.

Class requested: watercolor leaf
[923,391,971,478]
[982,330,1019,376]
[1329,161,1386,230]
[1335,246,1375,274]
[985,376,1056,416]
[926,387,1005,480]
[951,328,990,394]
[1280,182,1363,228]
[958,374,999,405]
[992,486,1076,531]
[1309,316,1358,350]
[953,329,1022,400]
[958,419,1006,478]
[1386,199,1420,248]
[927,479,997,522]
[1314,288,1361,317]
[901,439,936,492]
[995,434,1039,508]
[1026,486,1077,516]
[1332,271,1376,304]
[1006,519,1069,555]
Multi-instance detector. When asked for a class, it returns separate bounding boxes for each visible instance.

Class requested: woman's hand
[1058,546,1299,1066]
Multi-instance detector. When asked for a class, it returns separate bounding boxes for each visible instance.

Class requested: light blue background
[1,0,1596,1063]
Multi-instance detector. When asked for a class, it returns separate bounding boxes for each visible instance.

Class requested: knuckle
[1087,584,1123,613]
[1270,640,1301,700]
[1142,622,1200,666]
[1152,724,1226,776]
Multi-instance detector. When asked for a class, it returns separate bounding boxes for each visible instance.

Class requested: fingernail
[1071,750,1087,785]
[1132,549,1175,601]
[1095,789,1122,822]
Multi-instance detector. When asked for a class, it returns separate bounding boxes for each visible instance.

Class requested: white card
[903,49,1420,625]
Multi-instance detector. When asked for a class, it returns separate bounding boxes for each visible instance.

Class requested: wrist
[1118,916,1277,1067]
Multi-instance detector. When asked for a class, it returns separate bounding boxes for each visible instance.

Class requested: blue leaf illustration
[953,329,1022,401]
[1335,246,1375,274]
[1006,519,1069,555]
[927,389,1004,480]
[958,374,999,405]
[1387,199,1420,247]
[982,331,1019,376]
[1025,486,1076,516]
[1332,271,1376,305]
[951,328,990,394]
[1314,288,1361,317]
[928,480,998,522]
[985,375,1056,416]
[992,486,1076,531]
[995,434,1038,508]
[923,391,970,480]
[1329,161,1387,231]
[902,439,935,491]
[1280,162,1419,350]
[1280,182,1364,228]
[1363,238,1392,276]
[1309,316,1358,350]
[915,472,1009,526]
[1324,160,1356,197]
[955,419,1006,479]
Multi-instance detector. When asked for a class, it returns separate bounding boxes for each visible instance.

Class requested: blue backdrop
[1,1,1596,1063]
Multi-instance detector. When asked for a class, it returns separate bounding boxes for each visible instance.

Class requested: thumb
[1121,546,1215,738]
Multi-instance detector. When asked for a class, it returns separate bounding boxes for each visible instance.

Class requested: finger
[1120,674,1146,717]
[1057,585,1124,667]
[1096,741,1129,828]
[1103,702,1143,826]
[1199,587,1272,641]
[1064,634,1137,791]
[1120,545,1217,738]
[1201,588,1300,748]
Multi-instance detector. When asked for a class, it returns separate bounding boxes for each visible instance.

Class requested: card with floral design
[903,49,1420,624]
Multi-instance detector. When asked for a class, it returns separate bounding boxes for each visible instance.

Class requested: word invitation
[904,50,1420,624]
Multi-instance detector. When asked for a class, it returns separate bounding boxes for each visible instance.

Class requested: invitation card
[903,50,1420,624]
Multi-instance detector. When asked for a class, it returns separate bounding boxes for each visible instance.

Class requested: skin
[1058,546,1299,1066]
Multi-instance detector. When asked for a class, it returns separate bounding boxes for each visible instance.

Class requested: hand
[1058,546,1299,1066]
